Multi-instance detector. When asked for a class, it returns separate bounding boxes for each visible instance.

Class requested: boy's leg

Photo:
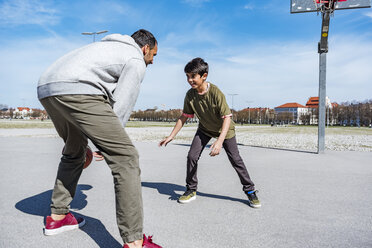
[186,129,211,190]
[42,95,143,243]
[222,136,255,192]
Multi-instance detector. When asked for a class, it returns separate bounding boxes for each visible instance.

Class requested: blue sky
[0,0,371,110]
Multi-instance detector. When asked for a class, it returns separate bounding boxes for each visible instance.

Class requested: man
[38,29,161,248]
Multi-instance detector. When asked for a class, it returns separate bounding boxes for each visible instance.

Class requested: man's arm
[159,114,188,147]
[210,116,231,156]
[113,58,146,127]
[93,58,145,161]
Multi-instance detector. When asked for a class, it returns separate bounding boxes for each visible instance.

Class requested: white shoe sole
[178,195,196,204]
[248,202,261,208]
[44,219,86,236]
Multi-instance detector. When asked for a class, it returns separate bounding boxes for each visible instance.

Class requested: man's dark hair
[131,29,157,49]
[184,57,209,76]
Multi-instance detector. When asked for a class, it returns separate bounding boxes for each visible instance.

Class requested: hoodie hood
[101,34,143,56]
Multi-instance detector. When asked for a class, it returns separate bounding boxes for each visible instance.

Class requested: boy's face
[186,72,208,89]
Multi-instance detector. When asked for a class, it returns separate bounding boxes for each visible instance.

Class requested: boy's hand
[93,151,104,161]
[159,136,173,147]
[210,140,223,156]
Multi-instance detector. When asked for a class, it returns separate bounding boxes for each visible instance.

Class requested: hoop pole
[317,11,330,154]
[318,52,327,153]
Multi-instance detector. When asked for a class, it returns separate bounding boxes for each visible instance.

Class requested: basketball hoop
[313,0,347,13]
[291,0,371,154]
[291,0,370,14]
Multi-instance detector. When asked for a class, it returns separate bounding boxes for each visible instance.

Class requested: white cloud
[209,43,319,109]
[1,34,371,111]
[243,1,285,13]
[182,0,210,7]
[139,61,188,110]
[0,0,59,26]
[365,11,372,19]
[74,1,138,25]
[161,20,226,51]
[142,38,372,110]
[244,4,254,10]
[163,31,221,49]
[0,36,85,108]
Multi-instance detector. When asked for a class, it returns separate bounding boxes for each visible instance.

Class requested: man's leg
[222,136,255,192]
[41,97,88,216]
[43,95,143,243]
[186,129,211,190]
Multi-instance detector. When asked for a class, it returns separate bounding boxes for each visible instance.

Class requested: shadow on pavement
[243,144,317,154]
[174,143,317,154]
[15,184,122,248]
[173,143,211,148]
[142,182,248,205]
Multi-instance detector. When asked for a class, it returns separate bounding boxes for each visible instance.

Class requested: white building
[274,102,309,124]
[13,107,33,119]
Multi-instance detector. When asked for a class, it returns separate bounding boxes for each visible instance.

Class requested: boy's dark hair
[184,57,209,76]
[131,29,157,49]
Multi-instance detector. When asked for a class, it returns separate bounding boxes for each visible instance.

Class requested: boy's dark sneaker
[178,189,196,204]
[123,234,162,248]
[44,212,85,236]
[246,190,261,208]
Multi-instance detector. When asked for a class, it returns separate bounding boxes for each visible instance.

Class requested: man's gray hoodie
[37,34,146,127]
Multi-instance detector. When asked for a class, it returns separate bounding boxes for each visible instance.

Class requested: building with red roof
[306,96,333,109]
[274,102,309,124]
[14,107,33,119]
[275,97,339,125]
[306,97,319,108]
[275,103,307,109]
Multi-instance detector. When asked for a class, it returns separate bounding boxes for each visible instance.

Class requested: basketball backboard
[291,0,371,13]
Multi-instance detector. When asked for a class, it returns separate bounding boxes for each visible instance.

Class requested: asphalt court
[0,136,371,248]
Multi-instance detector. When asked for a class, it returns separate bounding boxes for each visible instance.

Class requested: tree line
[130,99,372,127]
[130,108,184,122]
[1,99,370,126]
[331,100,372,126]
[0,106,47,119]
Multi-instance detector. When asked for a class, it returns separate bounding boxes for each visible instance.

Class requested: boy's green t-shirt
[183,82,235,139]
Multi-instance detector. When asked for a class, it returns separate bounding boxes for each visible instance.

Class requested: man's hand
[159,136,173,147]
[209,140,223,156]
[93,151,104,161]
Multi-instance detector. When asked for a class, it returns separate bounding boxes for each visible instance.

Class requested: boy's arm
[159,114,188,147]
[210,116,231,156]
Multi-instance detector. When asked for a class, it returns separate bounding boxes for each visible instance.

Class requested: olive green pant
[40,95,143,243]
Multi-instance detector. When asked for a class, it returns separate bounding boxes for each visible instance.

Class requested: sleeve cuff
[222,114,232,119]
[182,113,194,118]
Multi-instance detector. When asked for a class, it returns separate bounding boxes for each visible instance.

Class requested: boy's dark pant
[40,95,143,243]
[187,129,255,192]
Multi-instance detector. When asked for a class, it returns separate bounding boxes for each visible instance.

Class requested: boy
[159,57,260,208]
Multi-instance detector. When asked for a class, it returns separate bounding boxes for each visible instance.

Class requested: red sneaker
[44,212,85,236]
[143,234,162,248]
[123,234,162,248]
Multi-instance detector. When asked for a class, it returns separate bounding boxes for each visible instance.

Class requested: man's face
[186,72,207,89]
[143,43,158,66]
